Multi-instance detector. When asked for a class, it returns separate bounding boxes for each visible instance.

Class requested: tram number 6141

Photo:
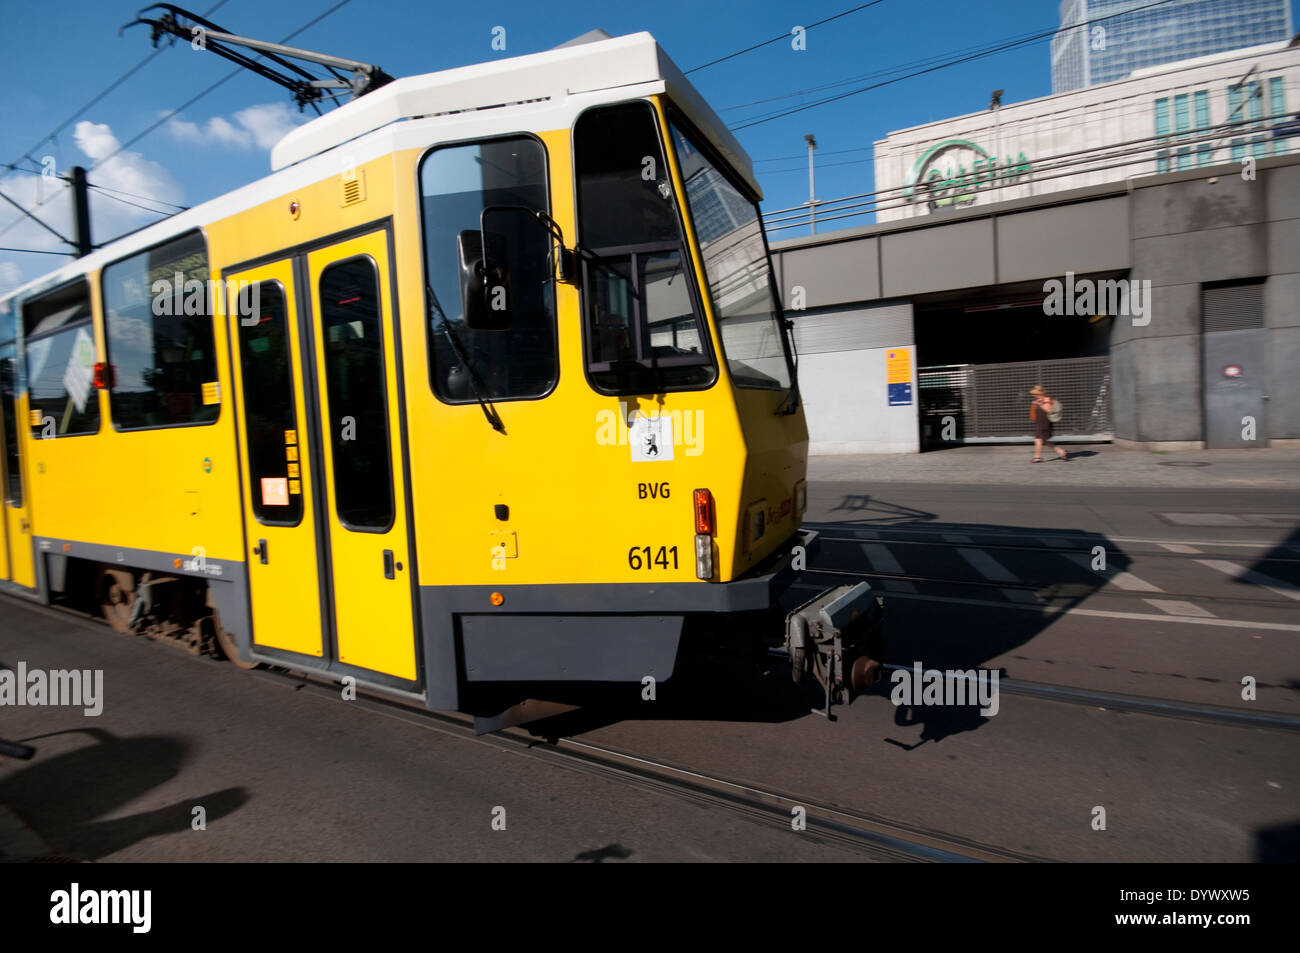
[628,545,679,571]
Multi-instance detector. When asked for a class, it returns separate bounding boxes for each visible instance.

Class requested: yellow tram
[0,31,881,720]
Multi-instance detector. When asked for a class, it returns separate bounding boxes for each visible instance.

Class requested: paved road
[1,475,1297,862]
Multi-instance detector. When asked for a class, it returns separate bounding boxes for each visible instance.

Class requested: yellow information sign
[886,348,912,385]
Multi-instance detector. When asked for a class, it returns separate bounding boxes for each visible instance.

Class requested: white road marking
[1143,599,1215,618]
[1157,542,1202,554]
[860,543,903,574]
[882,591,1300,631]
[1064,553,1163,592]
[1195,559,1300,602]
[1108,572,1164,592]
[955,547,1020,583]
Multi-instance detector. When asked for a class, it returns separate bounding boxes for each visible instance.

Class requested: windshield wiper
[426,283,505,434]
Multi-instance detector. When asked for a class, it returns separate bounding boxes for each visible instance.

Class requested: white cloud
[235,103,306,150]
[0,262,22,297]
[167,102,307,151]
[0,122,185,298]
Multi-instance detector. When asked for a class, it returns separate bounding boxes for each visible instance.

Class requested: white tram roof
[0,31,756,314]
[271,30,759,195]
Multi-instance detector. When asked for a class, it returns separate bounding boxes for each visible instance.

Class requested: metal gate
[919,355,1113,444]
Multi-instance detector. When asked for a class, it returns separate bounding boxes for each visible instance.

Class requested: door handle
[254,539,268,564]
[383,549,395,579]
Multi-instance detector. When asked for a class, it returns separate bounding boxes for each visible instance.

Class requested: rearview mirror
[457,229,511,331]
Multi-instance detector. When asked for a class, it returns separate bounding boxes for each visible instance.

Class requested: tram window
[419,135,557,403]
[319,257,394,531]
[25,277,100,439]
[1,344,21,505]
[237,281,303,526]
[666,119,792,391]
[102,231,220,429]
[574,101,716,393]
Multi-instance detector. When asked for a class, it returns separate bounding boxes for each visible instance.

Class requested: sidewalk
[809,445,1300,489]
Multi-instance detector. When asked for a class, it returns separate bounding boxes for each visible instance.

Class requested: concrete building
[874,39,1299,224]
[775,40,1300,456]
[1051,0,1293,93]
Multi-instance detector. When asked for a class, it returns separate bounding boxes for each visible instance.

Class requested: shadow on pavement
[0,726,248,860]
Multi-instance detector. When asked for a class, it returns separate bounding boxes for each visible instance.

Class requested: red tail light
[93,362,114,389]
[693,488,715,536]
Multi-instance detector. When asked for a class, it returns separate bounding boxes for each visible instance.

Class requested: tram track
[773,649,1300,733]
[250,665,1049,863]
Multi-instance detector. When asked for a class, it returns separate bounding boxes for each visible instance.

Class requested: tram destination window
[102,230,220,429]
[237,281,303,525]
[24,279,101,438]
[574,101,715,394]
[419,136,557,403]
[319,257,394,531]
[667,119,792,391]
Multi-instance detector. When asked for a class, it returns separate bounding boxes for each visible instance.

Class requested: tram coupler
[785,582,884,720]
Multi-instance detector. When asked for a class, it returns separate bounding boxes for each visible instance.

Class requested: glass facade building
[1052,0,1294,93]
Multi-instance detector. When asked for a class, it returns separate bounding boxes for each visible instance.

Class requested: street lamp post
[805,133,818,235]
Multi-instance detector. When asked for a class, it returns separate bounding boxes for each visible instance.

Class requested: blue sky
[1,0,1296,293]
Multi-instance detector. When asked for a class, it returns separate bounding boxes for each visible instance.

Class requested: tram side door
[0,342,34,588]
[303,231,417,681]
[226,260,326,659]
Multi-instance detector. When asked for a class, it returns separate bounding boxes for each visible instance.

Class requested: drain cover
[1157,461,1211,467]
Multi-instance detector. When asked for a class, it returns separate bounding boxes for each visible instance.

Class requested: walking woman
[1029,384,1068,463]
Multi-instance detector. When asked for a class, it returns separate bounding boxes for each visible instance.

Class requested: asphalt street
[1,452,1297,862]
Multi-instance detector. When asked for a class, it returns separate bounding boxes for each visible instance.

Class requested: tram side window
[102,231,220,429]
[1,344,22,505]
[237,282,303,525]
[24,280,100,438]
[319,257,394,531]
[574,101,715,393]
[419,136,557,403]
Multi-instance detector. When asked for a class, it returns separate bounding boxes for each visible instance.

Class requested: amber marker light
[490,592,504,606]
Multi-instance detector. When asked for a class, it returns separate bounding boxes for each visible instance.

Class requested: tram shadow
[800,498,1135,746]
[0,726,248,861]
[520,497,1133,744]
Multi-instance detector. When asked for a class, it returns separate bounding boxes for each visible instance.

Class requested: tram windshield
[666,119,793,393]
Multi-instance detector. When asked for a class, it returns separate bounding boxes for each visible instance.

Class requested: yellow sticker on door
[261,477,290,507]
[201,381,221,405]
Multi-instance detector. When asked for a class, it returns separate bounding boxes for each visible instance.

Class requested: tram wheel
[97,567,137,633]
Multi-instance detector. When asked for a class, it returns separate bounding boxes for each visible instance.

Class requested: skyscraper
[1051,0,1294,93]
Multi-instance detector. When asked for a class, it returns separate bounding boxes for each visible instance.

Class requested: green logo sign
[903,139,1032,208]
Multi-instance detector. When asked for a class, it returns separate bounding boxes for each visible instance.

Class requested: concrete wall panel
[1131,223,1268,287]
[880,219,994,297]
[778,239,880,307]
[996,197,1130,282]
